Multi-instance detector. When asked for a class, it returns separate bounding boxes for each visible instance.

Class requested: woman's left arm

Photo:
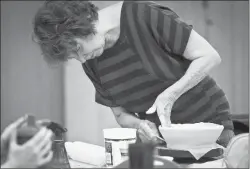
[165,29,221,99]
[143,2,221,126]
[146,29,221,126]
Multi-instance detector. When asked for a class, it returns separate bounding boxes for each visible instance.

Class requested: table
[69,159,98,168]
[66,142,227,168]
[68,157,227,168]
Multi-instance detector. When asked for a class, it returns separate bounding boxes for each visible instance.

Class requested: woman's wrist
[117,112,142,129]
[125,115,142,129]
[112,107,142,129]
[161,86,180,102]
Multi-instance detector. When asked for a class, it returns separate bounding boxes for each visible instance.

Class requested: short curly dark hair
[32,0,99,64]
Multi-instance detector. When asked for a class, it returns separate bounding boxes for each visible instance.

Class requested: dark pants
[138,113,235,147]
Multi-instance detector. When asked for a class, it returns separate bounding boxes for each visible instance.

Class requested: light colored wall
[206,1,249,114]
[64,1,249,146]
[1,1,65,131]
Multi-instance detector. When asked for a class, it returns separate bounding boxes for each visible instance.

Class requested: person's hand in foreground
[1,116,53,168]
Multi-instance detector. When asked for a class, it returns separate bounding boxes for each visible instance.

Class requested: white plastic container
[103,128,137,167]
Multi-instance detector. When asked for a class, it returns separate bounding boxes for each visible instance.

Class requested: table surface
[66,142,227,168]
[69,157,226,168]
[69,159,99,168]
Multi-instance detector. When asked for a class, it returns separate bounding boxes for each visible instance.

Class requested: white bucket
[103,128,137,167]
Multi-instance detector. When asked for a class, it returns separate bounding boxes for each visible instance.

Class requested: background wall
[1,1,249,146]
[1,1,65,131]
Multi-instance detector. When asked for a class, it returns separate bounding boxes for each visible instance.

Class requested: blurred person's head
[33,0,110,64]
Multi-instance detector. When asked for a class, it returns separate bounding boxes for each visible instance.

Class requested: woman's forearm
[166,54,221,100]
[111,107,141,129]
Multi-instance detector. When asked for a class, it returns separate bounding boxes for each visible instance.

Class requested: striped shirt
[82,1,233,130]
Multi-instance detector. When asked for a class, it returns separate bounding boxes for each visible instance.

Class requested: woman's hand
[110,107,164,144]
[5,127,53,168]
[146,91,177,127]
[137,120,164,145]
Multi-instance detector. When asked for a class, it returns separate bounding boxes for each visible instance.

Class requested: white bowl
[159,123,224,148]
[103,128,137,140]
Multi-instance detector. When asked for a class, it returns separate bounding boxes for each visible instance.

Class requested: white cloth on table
[65,141,106,167]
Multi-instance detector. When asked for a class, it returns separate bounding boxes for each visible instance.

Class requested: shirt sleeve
[144,2,193,56]
[82,63,118,108]
[95,88,118,107]
[123,1,193,80]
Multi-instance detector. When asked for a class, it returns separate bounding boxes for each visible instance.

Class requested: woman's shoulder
[121,1,178,23]
[100,1,123,11]
[123,1,173,11]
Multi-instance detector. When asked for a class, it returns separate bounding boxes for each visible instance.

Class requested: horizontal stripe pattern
[98,48,135,70]
[82,1,232,130]
[108,74,157,95]
[95,91,117,107]
[100,61,143,83]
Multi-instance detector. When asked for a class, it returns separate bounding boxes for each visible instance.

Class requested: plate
[156,146,224,164]
[113,156,180,168]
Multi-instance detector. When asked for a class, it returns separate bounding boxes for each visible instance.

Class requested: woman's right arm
[111,107,163,144]
[111,106,141,129]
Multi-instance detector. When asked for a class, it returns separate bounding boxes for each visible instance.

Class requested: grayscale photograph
[1,1,249,168]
